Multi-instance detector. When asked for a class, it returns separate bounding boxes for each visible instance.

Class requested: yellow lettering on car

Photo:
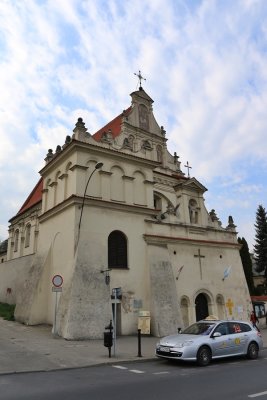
[235,338,241,345]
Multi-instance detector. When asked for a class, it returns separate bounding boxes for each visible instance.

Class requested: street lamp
[76,162,103,249]
[101,269,111,285]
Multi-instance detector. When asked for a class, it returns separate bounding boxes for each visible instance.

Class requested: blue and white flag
[222,266,232,281]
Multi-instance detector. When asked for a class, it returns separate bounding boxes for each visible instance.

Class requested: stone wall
[0,255,34,305]
[148,244,182,337]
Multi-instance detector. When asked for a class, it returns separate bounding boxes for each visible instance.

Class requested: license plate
[160,346,170,352]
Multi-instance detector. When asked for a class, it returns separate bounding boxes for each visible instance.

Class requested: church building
[0,81,251,339]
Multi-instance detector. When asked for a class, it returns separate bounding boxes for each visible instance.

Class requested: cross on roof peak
[134,70,146,89]
[184,161,192,178]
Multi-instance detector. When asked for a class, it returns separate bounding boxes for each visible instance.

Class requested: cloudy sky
[0,0,267,250]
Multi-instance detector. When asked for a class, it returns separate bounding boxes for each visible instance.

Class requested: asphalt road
[1,349,267,400]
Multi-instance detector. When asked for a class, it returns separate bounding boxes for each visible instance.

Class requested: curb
[0,357,156,377]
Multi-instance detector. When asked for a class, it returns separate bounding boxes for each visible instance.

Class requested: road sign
[52,274,63,287]
[51,275,63,337]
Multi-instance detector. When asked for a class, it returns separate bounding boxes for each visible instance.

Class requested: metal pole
[75,162,103,250]
[137,328,142,357]
[53,291,58,336]
[113,290,117,356]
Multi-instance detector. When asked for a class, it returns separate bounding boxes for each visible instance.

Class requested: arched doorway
[195,293,209,321]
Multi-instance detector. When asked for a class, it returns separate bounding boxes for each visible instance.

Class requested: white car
[156,319,263,366]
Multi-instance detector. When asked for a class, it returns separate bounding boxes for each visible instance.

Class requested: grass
[0,302,15,321]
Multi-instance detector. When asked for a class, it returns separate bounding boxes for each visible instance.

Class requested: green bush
[0,303,15,321]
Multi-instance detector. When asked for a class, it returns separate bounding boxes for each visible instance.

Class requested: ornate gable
[127,87,164,139]
[174,177,207,194]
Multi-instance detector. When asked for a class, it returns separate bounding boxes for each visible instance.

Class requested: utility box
[104,320,113,358]
[138,310,151,334]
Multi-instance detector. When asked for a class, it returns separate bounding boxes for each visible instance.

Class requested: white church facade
[0,84,252,339]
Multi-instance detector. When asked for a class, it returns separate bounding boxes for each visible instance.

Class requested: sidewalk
[0,319,158,375]
[0,318,266,375]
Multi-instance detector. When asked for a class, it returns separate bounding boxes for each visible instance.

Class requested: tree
[254,205,267,279]
[238,237,254,295]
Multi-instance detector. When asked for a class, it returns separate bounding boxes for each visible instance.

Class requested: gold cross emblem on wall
[226,298,234,315]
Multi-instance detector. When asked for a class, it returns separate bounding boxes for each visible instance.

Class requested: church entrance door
[195,293,209,321]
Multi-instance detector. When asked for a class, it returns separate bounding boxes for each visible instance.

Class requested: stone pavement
[0,318,158,375]
[0,318,266,375]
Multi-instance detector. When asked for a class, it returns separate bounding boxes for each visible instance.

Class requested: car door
[235,322,250,352]
[211,322,233,357]
[227,322,248,355]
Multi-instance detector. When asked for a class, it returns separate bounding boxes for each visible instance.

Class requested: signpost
[52,274,63,336]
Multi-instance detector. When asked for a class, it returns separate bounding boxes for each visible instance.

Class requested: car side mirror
[212,332,222,338]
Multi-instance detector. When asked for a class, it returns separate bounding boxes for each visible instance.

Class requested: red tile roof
[17,178,43,216]
[93,106,131,141]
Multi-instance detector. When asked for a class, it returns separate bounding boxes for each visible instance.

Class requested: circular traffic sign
[52,274,63,287]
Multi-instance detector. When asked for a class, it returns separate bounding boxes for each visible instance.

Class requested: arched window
[25,224,31,248]
[108,230,128,269]
[14,229,19,252]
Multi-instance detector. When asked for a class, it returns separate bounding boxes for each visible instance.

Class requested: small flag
[222,266,232,281]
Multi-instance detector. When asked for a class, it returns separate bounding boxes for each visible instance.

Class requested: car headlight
[176,340,194,348]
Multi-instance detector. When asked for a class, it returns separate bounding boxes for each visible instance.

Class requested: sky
[0,0,267,251]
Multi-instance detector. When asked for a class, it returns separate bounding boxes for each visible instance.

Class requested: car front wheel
[247,342,259,360]
[197,346,211,366]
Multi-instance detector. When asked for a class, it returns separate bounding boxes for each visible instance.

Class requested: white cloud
[0,0,267,249]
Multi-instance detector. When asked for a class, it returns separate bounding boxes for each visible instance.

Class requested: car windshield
[182,322,216,335]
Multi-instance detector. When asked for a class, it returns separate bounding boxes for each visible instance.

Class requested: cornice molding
[39,195,158,223]
[143,233,240,249]
[69,164,88,172]
[58,173,68,180]
[144,218,237,238]
[122,175,135,181]
[39,139,161,176]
